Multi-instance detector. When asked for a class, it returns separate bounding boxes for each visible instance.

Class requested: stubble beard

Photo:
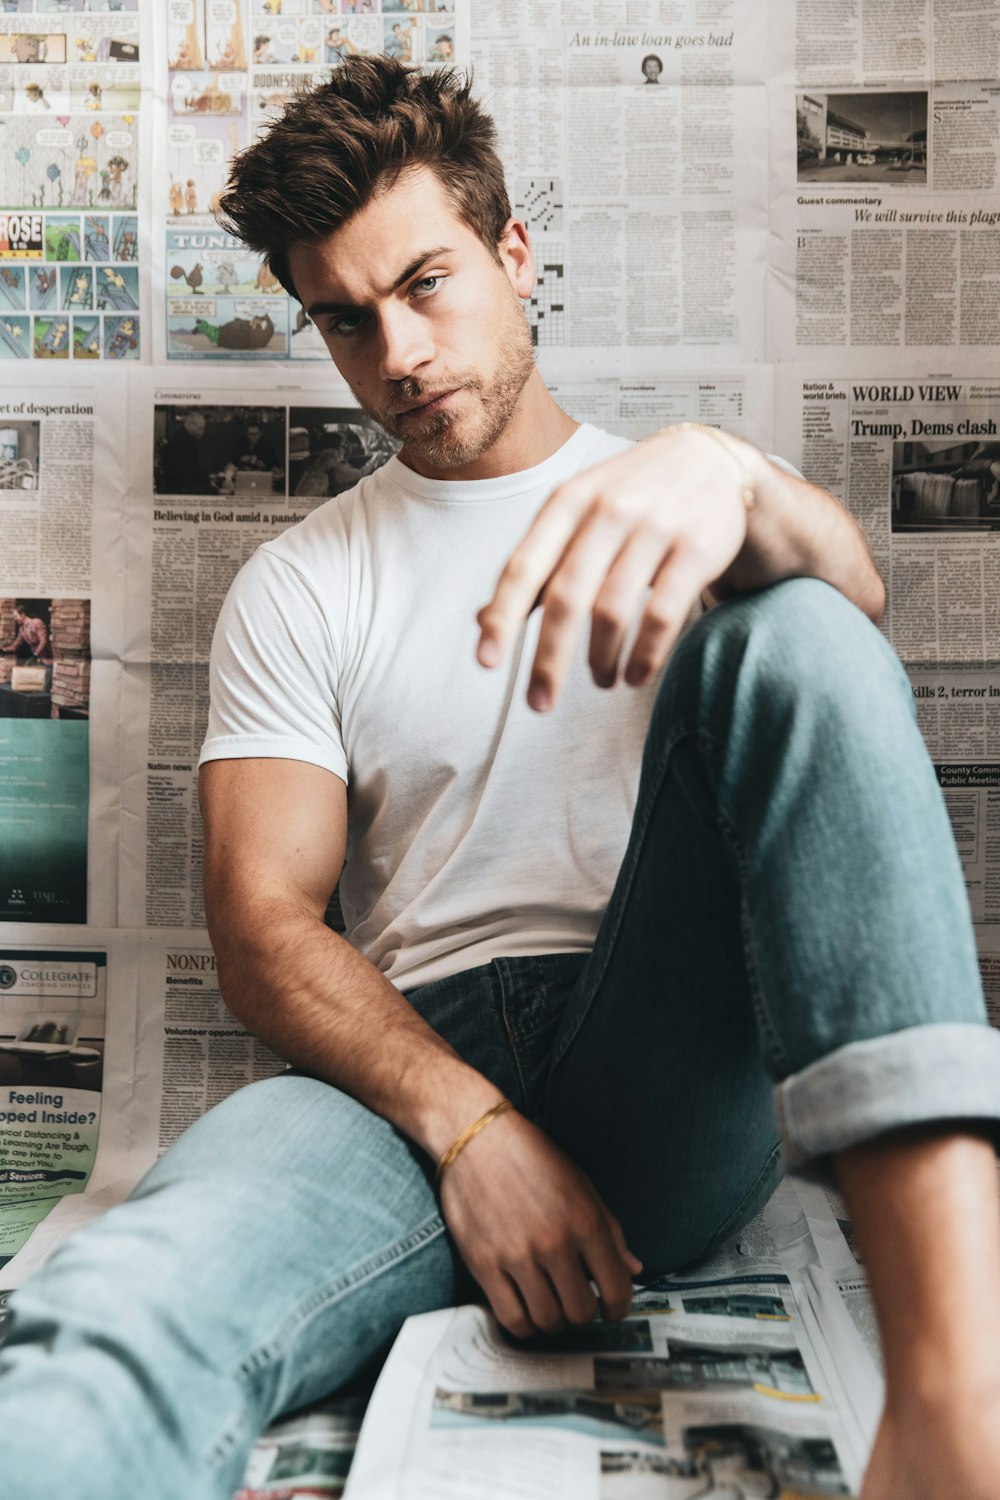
[356,295,537,471]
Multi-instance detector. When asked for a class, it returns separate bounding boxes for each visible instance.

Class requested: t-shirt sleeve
[198,545,348,784]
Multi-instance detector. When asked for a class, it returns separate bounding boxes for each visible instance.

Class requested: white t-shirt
[200,423,662,991]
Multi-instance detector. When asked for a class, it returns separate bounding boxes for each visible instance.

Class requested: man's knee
[660,578,910,744]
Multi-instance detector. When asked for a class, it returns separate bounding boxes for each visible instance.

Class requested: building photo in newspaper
[797,92,928,185]
[2,6,1000,1500]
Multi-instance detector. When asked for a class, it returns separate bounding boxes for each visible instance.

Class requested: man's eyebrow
[306,246,454,317]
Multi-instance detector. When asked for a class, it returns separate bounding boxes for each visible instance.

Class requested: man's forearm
[209,894,504,1160]
[707,445,885,623]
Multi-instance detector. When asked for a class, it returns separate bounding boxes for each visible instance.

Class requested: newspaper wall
[772,2,1000,360]
[0,2,999,1497]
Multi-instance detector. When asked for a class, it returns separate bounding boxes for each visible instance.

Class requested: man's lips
[393,387,462,419]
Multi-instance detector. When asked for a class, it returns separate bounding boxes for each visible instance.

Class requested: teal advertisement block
[0,719,88,923]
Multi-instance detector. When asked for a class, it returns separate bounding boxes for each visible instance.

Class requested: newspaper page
[143,932,286,1156]
[342,1182,879,1500]
[774,366,1000,944]
[155,0,470,364]
[0,2,149,363]
[0,943,108,1269]
[771,0,1000,360]
[542,365,773,452]
[0,927,288,1288]
[345,1268,872,1499]
[119,366,396,929]
[0,928,149,1286]
[235,1389,371,1500]
[0,365,125,931]
[472,0,769,361]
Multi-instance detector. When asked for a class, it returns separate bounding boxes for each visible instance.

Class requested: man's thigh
[4,1073,462,1464]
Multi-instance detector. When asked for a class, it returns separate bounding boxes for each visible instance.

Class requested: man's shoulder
[581,426,634,467]
[262,462,395,577]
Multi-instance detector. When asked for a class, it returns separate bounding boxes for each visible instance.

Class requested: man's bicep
[200,756,347,921]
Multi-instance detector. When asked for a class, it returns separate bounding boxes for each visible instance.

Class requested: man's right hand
[439,1109,642,1337]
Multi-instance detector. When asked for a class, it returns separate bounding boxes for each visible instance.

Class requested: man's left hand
[475,426,761,711]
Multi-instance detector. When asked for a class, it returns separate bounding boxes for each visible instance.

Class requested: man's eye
[413,275,443,296]
[329,312,365,336]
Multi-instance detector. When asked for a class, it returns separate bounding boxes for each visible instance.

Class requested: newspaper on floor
[343,1180,882,1500]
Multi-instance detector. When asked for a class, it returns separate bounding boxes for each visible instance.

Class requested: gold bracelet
[435,1099,513,1185]
[657,421,756,510]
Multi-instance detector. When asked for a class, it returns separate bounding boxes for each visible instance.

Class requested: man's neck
[397,371,578,483]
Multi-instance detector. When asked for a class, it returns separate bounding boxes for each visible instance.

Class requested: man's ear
[497,217,535,299]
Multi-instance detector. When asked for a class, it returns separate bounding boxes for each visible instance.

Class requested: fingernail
[478,636,500,667]
[528,682,552,712]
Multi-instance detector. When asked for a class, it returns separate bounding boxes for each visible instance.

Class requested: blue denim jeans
[3,580,999,1499]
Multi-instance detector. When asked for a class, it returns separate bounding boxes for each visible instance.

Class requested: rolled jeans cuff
[776,1021,1000,1176]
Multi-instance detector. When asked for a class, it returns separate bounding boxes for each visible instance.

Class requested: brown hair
[216,57,511,301]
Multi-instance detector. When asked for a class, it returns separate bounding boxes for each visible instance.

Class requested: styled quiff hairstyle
[216,57,511,301]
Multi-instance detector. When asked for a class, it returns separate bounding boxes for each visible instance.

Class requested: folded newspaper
[216,1177,881,1500]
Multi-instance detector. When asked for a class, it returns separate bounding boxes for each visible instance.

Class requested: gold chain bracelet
[656,421,756,510]
[435,1099,514,1185]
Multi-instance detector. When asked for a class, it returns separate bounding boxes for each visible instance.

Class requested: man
[236,418,280,473]
[1,602,51,664]
[3,58,1000,1500]
[157,408,210,495]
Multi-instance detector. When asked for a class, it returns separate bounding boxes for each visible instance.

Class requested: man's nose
[376,307,434,383]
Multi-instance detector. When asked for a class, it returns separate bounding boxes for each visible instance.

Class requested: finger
[546,1253,600,1327]
[476,479,594,666]
[512,1264,566,1335]
[624,543,708,687]
[527,506,633,711]
[588,526,669,688]
[606,1211,644,1276]
[483,1269,534,1340]
[582,1224,636,1323]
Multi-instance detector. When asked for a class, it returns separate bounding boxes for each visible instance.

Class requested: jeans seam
[696,726,791,1079]
[696,1141,783,1262]
[494,959,531,1107]
[549,719,698,1072]
[210,1213,447,1469]
[714,804,791,1077]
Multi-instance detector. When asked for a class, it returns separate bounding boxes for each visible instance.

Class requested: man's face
[247,424,261,441]
[643,56,661,80]
[184,412,206,438]
[288,167,536,480]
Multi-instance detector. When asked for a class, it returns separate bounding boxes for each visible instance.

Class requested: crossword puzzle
[527,257,565,346]
[515,177,564,235]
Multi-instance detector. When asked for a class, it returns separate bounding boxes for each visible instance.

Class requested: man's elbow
[860,565,887,627]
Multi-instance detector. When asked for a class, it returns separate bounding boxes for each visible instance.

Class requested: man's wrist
[412,1069,510,1161]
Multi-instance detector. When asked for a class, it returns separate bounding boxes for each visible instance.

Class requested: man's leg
[0,1073,463,1500]
[542,577,1000,1267]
